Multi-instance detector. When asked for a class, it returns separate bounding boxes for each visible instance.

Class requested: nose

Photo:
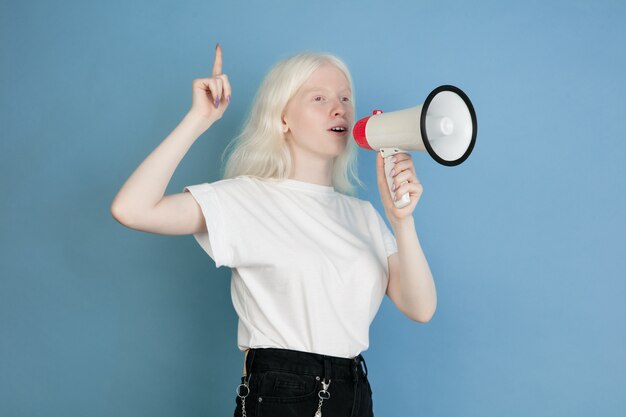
[330,97,349,117]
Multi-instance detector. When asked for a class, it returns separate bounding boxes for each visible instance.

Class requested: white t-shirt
[183,175,398,359]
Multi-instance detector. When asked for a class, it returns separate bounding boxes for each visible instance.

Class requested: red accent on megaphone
[353,109,384,150]
[352,116,373,150]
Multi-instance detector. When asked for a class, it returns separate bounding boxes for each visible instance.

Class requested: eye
[342,97,351,102]
[314,96,324,102]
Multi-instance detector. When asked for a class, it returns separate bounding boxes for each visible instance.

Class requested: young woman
[111,43,436,417]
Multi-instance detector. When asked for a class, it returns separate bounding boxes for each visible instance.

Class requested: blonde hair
[220,51,365,196]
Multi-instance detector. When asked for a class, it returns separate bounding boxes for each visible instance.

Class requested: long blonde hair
[220,51,364,196]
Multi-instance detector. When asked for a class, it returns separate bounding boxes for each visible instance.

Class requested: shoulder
[214,175,254,187]
[196,175,257,192]
[184,176,259,201]
[353,197,386,223]
[341,193,373,209]
[335,193,376,216]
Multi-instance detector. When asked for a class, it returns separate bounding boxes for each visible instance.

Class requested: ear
[281,114,289,133]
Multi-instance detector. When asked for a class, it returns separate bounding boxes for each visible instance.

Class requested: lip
[327,120,348,130]
[327,125,348,134]
[328,129,349,136]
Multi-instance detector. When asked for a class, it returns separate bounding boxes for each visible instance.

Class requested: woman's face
[281,63,354,158]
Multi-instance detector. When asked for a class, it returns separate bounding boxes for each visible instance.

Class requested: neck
[287,146,335,187]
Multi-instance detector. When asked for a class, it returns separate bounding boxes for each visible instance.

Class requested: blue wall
[1,1,625,416]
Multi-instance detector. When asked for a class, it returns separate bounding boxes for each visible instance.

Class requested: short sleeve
[369,202,398,257]
[182,183,234,268]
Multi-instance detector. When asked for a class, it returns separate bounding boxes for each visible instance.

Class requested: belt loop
[360,355,368,377]
[323,355,332,381]
[244,348,256,378]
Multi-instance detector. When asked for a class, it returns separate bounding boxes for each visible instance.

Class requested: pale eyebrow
[303,87,352,95]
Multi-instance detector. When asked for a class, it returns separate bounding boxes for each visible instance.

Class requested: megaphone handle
[380,148,411,209]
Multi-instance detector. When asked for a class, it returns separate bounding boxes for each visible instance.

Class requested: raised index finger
[212,43,222,75]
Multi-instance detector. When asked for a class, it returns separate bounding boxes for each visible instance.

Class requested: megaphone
[352,84,477,209]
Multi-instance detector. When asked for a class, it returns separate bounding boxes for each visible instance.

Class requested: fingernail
[392,183,396,191]
[227,95,230,103]
[393,193,397,201]
[214,97,219,108]
[391,156,397,163]
[390,168,396,176]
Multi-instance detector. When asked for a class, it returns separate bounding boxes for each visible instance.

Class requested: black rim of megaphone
[420,85,477,166]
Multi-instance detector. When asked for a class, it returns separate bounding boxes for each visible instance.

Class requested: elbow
[409,303,437,323]
[411,311,435,323]
[110,201,161,233]
[408,313,427,323]
[110,202,132,227]
[417,309,435,323]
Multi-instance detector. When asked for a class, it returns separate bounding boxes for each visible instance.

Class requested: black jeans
[233,347,374,417]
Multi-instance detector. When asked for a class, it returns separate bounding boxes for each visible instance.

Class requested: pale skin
[110,43,436,323]
[280,62,353,186]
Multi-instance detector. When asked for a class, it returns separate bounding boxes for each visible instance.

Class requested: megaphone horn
[352,84,477,208]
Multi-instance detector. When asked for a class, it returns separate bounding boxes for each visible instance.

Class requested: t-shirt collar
[276,178,336,194]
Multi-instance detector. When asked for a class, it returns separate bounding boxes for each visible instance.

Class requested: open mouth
[328,126,348,136]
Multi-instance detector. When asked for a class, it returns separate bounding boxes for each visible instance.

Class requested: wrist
[390,215,415,230]
[184,111,215,131]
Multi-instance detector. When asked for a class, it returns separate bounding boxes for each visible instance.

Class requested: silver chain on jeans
[236,372,252,417]
[314,378,331,417]
[236,372,331,417]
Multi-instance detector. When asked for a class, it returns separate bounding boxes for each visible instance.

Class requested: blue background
[1,0,625,416]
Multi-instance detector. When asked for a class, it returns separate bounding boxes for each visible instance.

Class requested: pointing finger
[212,43,222,75]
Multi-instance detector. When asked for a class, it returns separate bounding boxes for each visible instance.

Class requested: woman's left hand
[376,151,423,225]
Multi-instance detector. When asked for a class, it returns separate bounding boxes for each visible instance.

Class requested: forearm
[392,217,437,321]
[111,112,213,220]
